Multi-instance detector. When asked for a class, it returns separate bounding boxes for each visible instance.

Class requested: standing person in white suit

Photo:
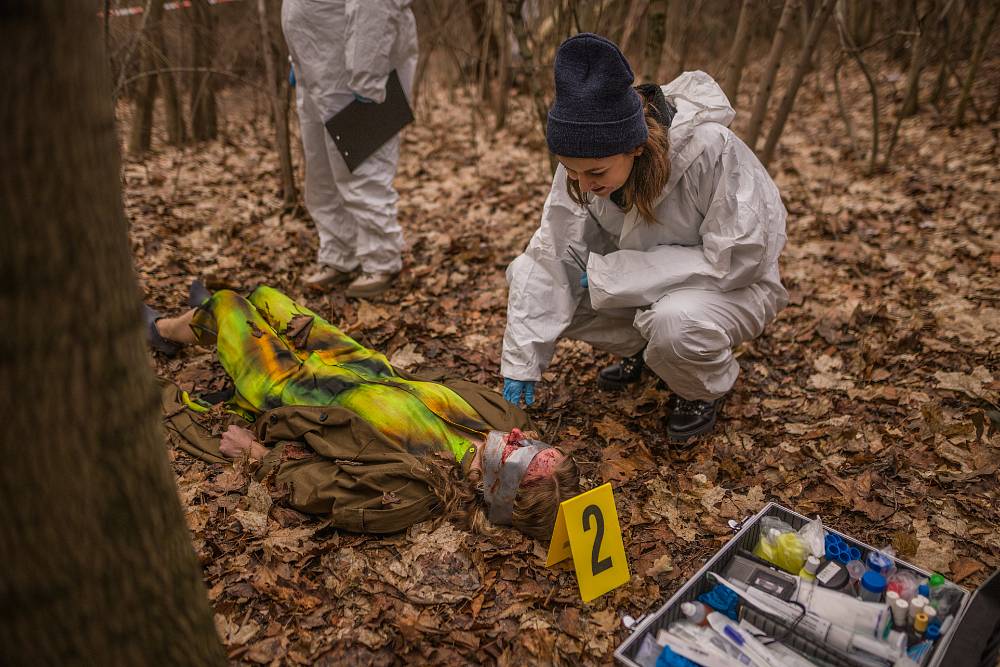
[282,0,418,298]
[501,34,788,443]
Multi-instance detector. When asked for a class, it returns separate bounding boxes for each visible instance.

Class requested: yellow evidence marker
[545,483,630,603]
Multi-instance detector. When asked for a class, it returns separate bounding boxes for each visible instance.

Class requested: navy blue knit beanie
[546,33,648,158]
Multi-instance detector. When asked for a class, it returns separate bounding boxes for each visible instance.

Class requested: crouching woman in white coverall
[282,0,418,298]
[501,34,788,443]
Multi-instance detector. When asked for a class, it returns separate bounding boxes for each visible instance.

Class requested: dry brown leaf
[949,557,985,584]
[644,552,674,578]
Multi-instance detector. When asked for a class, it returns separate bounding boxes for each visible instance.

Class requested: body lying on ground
[153,285,579,539]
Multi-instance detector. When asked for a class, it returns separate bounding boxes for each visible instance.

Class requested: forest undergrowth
[127,58,999,665]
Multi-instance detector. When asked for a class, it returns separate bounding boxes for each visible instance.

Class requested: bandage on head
[482,430,552,525]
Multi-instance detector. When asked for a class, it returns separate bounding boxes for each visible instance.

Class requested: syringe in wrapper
[708,573,905,663]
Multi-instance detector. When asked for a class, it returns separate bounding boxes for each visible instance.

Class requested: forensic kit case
[614,502,1000,667]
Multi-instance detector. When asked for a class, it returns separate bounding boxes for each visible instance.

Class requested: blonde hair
[423,449,580,541]
[566,100,671,225]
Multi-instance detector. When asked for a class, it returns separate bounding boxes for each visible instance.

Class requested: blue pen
[707,612,790,667]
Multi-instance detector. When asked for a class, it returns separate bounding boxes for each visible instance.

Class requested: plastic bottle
[799,555,820,582]
[891,598,909,629]
[922,605,938,625]
[908,595,928,623]
[928,573,946,608]
[860,571,887,602]
[680,601,710,626]
[925,623,941,642]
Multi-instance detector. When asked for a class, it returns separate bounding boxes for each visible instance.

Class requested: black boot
[188,279,212,307]
[597,349,645,391]
[143,304,182,357]
[667,396,725,442]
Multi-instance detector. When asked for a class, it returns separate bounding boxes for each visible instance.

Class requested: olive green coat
[161,376,531,533]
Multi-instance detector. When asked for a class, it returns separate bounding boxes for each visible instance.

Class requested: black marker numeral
[583,504,613,576]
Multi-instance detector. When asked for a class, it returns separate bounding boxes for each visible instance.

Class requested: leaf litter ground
[128,67,999,665]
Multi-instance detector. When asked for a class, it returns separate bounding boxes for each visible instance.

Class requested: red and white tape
[100,0,241,18]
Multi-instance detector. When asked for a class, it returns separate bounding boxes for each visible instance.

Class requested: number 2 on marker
[583,504,612,575]
[545,482,629,603]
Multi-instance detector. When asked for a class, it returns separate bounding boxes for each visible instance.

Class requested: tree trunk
[154,14,186,145]
[899,1,931,118]
[470,0,501,102]
[745,0,799,150]
[930,0,955,107]
[845,0,874,46]
[760,0,836,168]
[0,2,226,665]
[618,0,649,56]
[190,0,218,141]
[832,55,858,156]
[989,77,1000,121]
[493,0,513,130]
[836,5,880,175]
[128,0,166,156]
[722,0,756,105]
[476,0,498,103]
[953,0,1000,127]
[505,0,550,162]
[256,0,297,207]
[669,0,703,80]
[642,0,668,82]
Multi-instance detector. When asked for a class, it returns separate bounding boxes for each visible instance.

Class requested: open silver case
[614,502,1000,667]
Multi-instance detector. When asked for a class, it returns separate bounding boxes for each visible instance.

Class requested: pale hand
[220,425,265,459]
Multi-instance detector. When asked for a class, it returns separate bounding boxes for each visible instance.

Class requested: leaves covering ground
[128,61,999,665]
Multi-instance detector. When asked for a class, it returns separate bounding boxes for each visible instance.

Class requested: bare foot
[155,308,198,345]
[220,425,269,460]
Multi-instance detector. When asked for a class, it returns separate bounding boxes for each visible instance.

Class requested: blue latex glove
[352,91,375,103]
[503,378,535,406]
[288,62,296,88]
[698,584,740,621]
[580,272,588,288]
[656,646,699,667]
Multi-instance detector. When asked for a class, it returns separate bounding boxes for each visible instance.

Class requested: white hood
[662,71,737,194]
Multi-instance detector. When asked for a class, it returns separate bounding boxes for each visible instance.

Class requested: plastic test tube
[846,560,866,596]
[891,599,909,628]
[908,595,928,623]
[922,605,938,625]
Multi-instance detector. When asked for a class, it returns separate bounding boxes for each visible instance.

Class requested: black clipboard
[324,70,414,172]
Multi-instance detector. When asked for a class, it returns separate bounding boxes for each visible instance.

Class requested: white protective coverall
[502,72,788,401]
[281,0,418,274]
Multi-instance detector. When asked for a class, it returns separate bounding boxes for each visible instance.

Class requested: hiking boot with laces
[667,395,725,442]
[597,349,645,391]
[345,271,396,298]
